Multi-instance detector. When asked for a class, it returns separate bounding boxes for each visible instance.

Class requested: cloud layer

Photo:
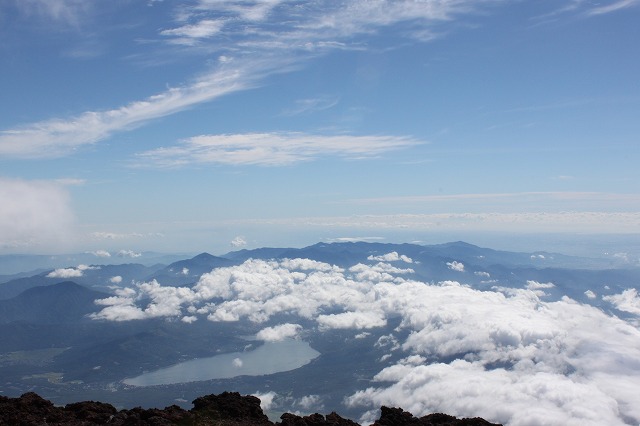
[89,253,640,425]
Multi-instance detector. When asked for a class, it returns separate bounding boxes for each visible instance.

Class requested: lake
[123,339,320,386]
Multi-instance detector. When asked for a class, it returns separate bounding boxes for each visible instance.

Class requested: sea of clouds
[90,253,640,425]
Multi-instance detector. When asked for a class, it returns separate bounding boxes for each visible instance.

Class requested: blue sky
[1,0,639,255]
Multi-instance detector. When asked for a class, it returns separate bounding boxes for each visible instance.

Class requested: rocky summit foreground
[0,391,501,426]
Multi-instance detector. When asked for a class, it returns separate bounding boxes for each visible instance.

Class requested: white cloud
[232,357,243,368]
[231,236,247,247]
[252,391,278,411]
[296,394,323,411]
[117,250,142,258]
[0,177,75,251]
[47,264,98,278]
[181,315,197,323]
[526,280,555,296]
[47,267,83,278]
[160,19,225,42]
[327,237,385,243]
[604,289,640,315]
[318,311,386,330]
[474,271,490,278]
[87,256,640,425]
[1,0,485,160]
[256,323,302,341]
[446,261,465,272]
[584,290,596,299]
[0,62,256,158]
[91,250,111,258]
[367,252,413,263]
[136,132,422,167]
[91,232,142,240]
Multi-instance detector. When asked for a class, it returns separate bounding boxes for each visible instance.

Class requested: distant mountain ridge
[148,253,237,286]
[0,281,108,324]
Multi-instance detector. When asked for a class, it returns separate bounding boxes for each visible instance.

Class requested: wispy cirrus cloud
[135,132,423,167]
[13,0,93,27]
[281,95,340,116]
[539,0,639,19]
[160,19,225,45]
[586,0,639,15]
[1,0,627,159]
[0,0,489,159]
[0,59,261,158]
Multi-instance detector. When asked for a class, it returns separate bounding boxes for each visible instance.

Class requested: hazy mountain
[0,263,165,300]
[149,252,237,286]
[0,241,638,425]
[0,281,108,324]
[0,252,190,276]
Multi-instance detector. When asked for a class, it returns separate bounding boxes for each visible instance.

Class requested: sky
[1,0,640,255]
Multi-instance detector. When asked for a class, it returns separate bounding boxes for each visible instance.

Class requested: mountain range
[0,241,638,425]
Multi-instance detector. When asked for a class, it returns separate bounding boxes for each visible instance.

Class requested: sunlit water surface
[123,339,319,386]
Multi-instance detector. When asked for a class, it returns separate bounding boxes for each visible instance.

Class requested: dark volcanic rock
[372,406,500,426]
[0,392,501,426]
[191,391,272,425]
[280,411,360,425]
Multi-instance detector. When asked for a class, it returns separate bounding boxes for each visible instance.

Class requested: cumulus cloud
[367,252,413,263]
[252,391,278,411]
[256,323,302,341]
[526,280,555,296]
[91,250,111,258]
[117,249,142,258]
[88,256,640,425]
[446,261,465,272]
[604,289,640,315]
[47,264,99,278]
[296,394,323,411]
[110,276,123,284]
[584,290,597,299]
[232,357,243,368]
[0,177,75,251]
[47,267,83,278]
[231,236,247,247]
[318,311,386,330]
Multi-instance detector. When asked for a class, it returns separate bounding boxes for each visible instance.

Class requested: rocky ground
[0,391,500,426]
